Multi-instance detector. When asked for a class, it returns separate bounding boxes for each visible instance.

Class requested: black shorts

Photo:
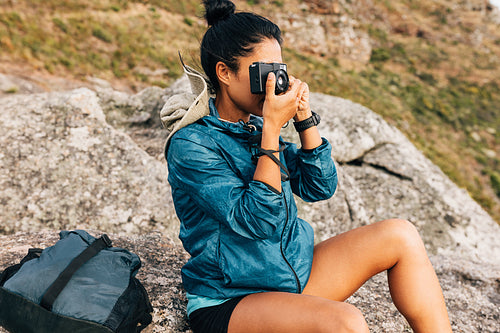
[188,296,247,333]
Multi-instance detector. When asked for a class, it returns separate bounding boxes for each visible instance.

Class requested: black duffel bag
[0,230,153,333]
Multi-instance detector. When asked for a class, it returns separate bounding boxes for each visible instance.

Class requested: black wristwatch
[293,111,321,132]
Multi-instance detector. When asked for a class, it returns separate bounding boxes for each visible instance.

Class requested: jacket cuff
[254,180,281,195]
[299,138,331,156]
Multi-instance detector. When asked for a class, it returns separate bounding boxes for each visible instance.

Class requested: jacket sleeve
[283,138,337,202]
[167,132,286,240]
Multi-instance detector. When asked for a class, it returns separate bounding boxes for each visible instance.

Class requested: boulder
[0,88,177,236]
[274,12,372,66]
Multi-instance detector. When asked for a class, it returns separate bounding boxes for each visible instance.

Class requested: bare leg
[227,219,451,332]
[302,219,452,333]
[228,292,369,333]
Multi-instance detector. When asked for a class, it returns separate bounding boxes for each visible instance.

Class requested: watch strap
[293,111,320,132]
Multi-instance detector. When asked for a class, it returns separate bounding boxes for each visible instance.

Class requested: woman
[161,0,453,332]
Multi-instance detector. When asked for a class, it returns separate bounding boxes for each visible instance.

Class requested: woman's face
[223,38,283,118]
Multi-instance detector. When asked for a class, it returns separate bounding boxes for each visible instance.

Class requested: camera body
[249,62,289,95]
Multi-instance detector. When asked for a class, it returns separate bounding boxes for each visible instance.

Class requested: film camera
[249,62,289,95]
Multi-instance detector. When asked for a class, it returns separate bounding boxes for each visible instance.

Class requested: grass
[0,1,205,88]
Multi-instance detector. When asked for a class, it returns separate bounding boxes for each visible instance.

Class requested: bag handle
[40,234,112,311]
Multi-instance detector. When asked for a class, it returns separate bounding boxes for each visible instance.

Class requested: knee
[379,218,424,251]
[339,305,369,333]
[320,303,369,333]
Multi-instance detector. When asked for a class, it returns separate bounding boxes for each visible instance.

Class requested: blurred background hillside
[0,0,499,223]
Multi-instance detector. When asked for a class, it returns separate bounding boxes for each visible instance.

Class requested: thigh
[303,219,421,301]
[228,292,367,333]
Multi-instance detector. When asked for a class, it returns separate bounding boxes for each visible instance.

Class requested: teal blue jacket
[166,99,337,299]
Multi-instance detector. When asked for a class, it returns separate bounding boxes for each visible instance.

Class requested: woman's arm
[285,80,337,201]
[254,74,336,199]
[253,73,303,192]
[167,132,286,240]
[284,139,337,202]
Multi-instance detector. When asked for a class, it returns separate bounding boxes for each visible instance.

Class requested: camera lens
[274,69,289,95]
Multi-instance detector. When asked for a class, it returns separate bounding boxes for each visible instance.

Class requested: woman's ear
[215,61,231,88]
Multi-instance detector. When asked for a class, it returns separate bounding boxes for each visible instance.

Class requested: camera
[249,62,289,95]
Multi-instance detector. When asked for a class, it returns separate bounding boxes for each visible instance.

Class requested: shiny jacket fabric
[166,100,337,299]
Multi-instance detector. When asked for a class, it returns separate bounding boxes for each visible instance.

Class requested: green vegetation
[491,172,500,197]
[0,0,204,87]
[4,86,18,93]
[92,25,114,43]
[370,48,391,63]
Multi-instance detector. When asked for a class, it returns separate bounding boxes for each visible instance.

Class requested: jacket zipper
[281,193,301,293]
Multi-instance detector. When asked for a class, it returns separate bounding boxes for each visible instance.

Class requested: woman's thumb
[266,72,276,97]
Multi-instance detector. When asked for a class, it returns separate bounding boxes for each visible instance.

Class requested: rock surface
[284,93,500,265]
[1,231,498,333]
[1,74,499,332]
[0,88,177,236]
[274,2,372,67]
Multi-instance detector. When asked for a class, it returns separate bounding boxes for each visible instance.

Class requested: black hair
[200,0,282,91]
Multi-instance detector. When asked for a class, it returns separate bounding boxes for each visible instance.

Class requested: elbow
[234,215,278,240]
[248,207,284,239]
[302,173,337,202]
[324,176,338,199]
[322,166,338,199]
[314,160,338,200]
[315,178,337,201]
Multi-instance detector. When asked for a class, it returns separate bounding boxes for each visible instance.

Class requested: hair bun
[203,0,236,26]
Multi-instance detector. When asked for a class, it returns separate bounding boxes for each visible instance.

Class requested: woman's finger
[265,72,276,98]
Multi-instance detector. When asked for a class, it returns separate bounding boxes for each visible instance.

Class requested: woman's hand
[293,79,312,122]
[262,73,302,132]
[289,76,322,150]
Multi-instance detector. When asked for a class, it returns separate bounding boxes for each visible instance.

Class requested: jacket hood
[160,62,215,157]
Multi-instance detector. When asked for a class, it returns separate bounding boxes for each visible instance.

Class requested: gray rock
[163,74,191,98]
[95,85,166,129]
[1,231,498,332]
[0,74,45,96]
[274,10,372,66]
[91,84,172,161]
[0,88,177,237]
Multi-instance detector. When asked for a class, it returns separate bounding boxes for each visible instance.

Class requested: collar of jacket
[160,63,215,158]
[203,98,263,136]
